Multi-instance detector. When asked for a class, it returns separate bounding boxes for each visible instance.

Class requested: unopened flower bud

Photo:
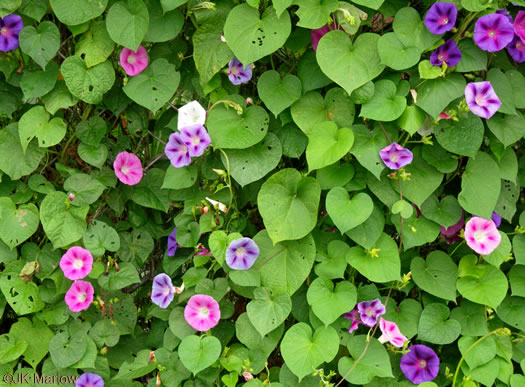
[243,371,253,381]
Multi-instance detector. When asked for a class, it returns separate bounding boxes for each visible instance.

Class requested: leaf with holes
[50,0,108,25]
[75,20,115,68]
[411,251,458,301]
[247,287,292,337]
[19,21,60,70]
[18,106,67,153]
[0,197,39,249]
[257,70,302,117]
[83,221,121,257]
[0,261,45,315]
[106,0,149,51]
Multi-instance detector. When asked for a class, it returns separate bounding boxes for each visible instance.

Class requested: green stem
[454,12,479,42]
[218,149,234,211]
[81,104,93,121]
[449,240,465,257]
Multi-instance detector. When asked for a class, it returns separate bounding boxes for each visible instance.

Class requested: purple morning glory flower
[165,132,191,168]
[167,226,178,257]
[311,22,340,51]
[465,81,502,119]
[508,35,525,62]
[225,237,260,270]
[514,10,525,43]
[424,2,457,35]
[441,210,464,244]
[430,39,462,67]
[179,124,211,157]
[492,212,502,227]
[400,345,440,384]
[76,373,104,387]
[496,9,513,24]
[357,298,385,327]
[474,13,514,52]
[228,57,252,85]
[151,273,175,309]
[379,143,413,170]
[0,14,24,52]
[343,306,362,333]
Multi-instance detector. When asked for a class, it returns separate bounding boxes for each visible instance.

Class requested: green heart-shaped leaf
[307,278,356,326]
[435,113,484,157]
[0,1,21,18]
[360,80,407,121]
[417,303,461,344]
[326,188,373,233]
[257,70,302,117]
[306,121,354,172]
[143,0,184,43]
[315,240,349,279]
[49,332,88,369]
[295,0,338,29]
[0,261,45,315]
[411,251,458,301]
[378,33,420,71]
[0,197,39,249]
[393,7,439,52]
[416,73,465,118]
[392,214,441,250]
[75,20,115,68]
[420,195,462,228]
[247,287,291,337]
[350,125,389,179]
[106,0,149,51]
[19,21,60,70]
[392,200,414,219]
[50,0,108,25]
[18,106,67,152]
[0,124,44,181]
[178,335,221,375]
[316,162,355,190]
[20,62,59,100]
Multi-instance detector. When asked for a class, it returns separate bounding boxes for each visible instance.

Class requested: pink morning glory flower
[440,211,464,244]
[228,57,252,85]
[465,81,502,119]
[378,317,408,348]
[225,237,260,270]
[400,345,440,384]
[76,373,104,387]
[60,246,93,280]
[464,216,501,255]
[357,298,386,327]
[311,22,340,51]
[151,273,175,309]
[113,151,144,186]
[379,143,414,170]
[165,132,191,168]
[179,124,211,157]
[424,2,457,35]
[65,280,94,312]
[343,306,362,333]
[184,294,221,331]
[514,11,525,43]
[430,39,462,67]
[119,46,149,76]
[474,13,514,52]
[178,101,207,130]
[167,227,178,257]
[0,15,23,52]
[507,36,525,62]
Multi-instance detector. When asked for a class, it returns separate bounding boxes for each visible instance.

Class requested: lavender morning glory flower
[179,124,211,157]
[357,298,386,327]
[400,345,440,384]
[0,14,24,52]
[228,57,252,85]
[225,237,260,270]
[343,306,362,333]
[151,273,175,309]
[424,2,457,35]
[379,143,413,170]
[507,36,525,62]
[165,132,191,168]
[167,226,178,257]
[76,373,104,387]
[465,81,502,119]
[430,40,462,67]
[514,10,525,43]
[474,13,514,52]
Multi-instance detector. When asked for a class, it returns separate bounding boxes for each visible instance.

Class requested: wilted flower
[0,15,23,52]
[357,298,386,327]
[378,317,408,348]
[400,345,440,384]
[311,22,340,51]
[178,101,206,130]
[165,132,191,168]
[184,294,221,331]
[179,124,211,157]
[167,227,178,257]
[65,280,94,312]
[514,10,525,43]
[60,246,93,280]
[464,216,501,255]
[228,57,252,85]
[430,39,462,67]
[151,273,175,309]
[379,143,413,170]
[225,237,260,270]
[440,211,464,244]
[507,36,525,62]
[76,373,104,387]
[119,46,149,76]
[492,212,502,227]
[243,371,254,382]
[113,151,144,186]
[343,307,362,333]
[474,13,514,52]
[424,2,457,35]
[464,81,502,119]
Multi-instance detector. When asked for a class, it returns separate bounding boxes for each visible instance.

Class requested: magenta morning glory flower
[165,132,191,168]
[474,13,514,52]
[357,298,386,327]
[430,40,462,67]
[424,2,457,35]
[507,36,525,62]
[119,46,149,76]
[311,22,340,51]
[401,345,440,384]
[60,246,93,280]
[464,216,501,255]
[65,280,94,312]
[378,317,408,348]
[465,81,502,119]
[225,237,260,270]
[113,151,144,186]
[228,57,252,85]
[440,210,464,244]
[514,11,525,43]
[167,227,178,257]
[178,101,207,130]
[0,15,24,52]
[184,294,221,331]
[379,143,413,170]
[492,212,502,227]
[343,306,362,333]
[76,373,104,387]
[151,273,175,309]
[179,124,211,157]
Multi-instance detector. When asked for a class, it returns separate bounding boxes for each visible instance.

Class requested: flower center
[473,230,486,243]
[488,30,497,38]
[163,285,171,296]
[180,145,188,154]
[417,359,427,369]
[73,259,84,270]
[474,95,486,106]
[0,27,9,37]
[127,55,136,64]
[390,153,399,163]
[365,306,374,317]
[230,66,239,75]
[121,166,129,175]
[518,41,523,49]
[198,306,209,318]
[236,247,246,258]
[77,292,87,303]
[191,136,201,145]
[438,54,445,61]
[439,17,449,25]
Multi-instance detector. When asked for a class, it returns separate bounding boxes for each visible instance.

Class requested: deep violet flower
[151,273,175,309]
[179,124,211,157]
[343,307,362,333]
[400,345,440,384]
[178,101,206,130]
[474,13,514,52]
[119,46,149,76]
[167,227,178,257]
[0,15,23,52]
[379,143,414,170]
[492,212,502,227]
[430,39,462,67]
[228,57,252,85]
[378,317,408,348]
[225,237,260,270]
[496,9,513,24]
[311,22,340,51]
[65,280,94,312]
[464,216,501,255]
[165,132,191,168]
[357,298,386,327]
[507,36,525,62]
[76,373,104,387]
[113,152,143,186]
[60,246,93,280]
[514,11,525,43]
[424,2,457,35]
[465,81,502,119]
[440,211,464,244]
[184,294,221,331]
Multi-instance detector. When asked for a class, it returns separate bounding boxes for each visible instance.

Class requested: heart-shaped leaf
[307,278,356,326]
[75,20,115,68]
[349,124,389,179]
[360,80,407,121]
[315,240,349,279]
[377,33,420,71]
[391,214,441,251]
[417,303,461,344]
[435,113,484,157]
[18,106,67,152]
[143,0,184,43]
[0,1,22,18]
[420,195,462,228]
[19,21,60,70]
[392,200,414,218]
[178,335,221,375]
[0,262,45,315]
[295,0,338,29]
[316,162,355,190]
[326,188,373,233]
[247,287,291,337]
[0,197,39,249]
[416,73,465,118]
[411,251,458,301]
[49,332,88,369]
[306,121,354,172]
[9,318,54,369]
[0,124,44,181]
[83,221,120,257]
[20,62,59,100]
[106,0,149,51]
[257,70,302,117]
[316,31,384,96]
[50,0,108,25]
[346,204,385,250]
[393,7,439,52]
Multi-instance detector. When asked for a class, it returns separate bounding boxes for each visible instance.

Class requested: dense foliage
[2,0,525,386]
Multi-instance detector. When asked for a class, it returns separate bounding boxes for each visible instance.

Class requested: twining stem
[377,121,392,143]
[218,149,234,210]
[398,179,404,253]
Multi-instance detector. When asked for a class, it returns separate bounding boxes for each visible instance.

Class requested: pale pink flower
[378,317,408,348]
[243,371,253,381]
[119,46,149,76]
[65,280,94,312]
[60,246,93,280]
[464,216,501,255]
[184,294,221,331]
[113,151,143,186]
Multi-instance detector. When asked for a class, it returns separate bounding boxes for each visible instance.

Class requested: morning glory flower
[311,22,339,51]
[357,298,386,327]
[225,237,260,270]
[151,273,175,309]
[228,57,252,85]
[184,294,221,331]
[514,10,525,43]
[440,211,464,244]
[474,13,514,52]
[119,46,149,76]
[113,151,144,186]
[167,227,178,257]
[492,212,502,227]
[179,124,211,157]
[65,280,94,312]
[464,216,501,255]
[60,246,93,280]
[464,81,502,119]
[178,101,206,130]
[379,143,413,170]
[343,306,362,333]
[430,39,462,67]
[496,9,513,24]
[0,15,23,52]
[378,317,408,348]
[165,132,191,168]
[507,36,525,62]
[400,345,440,384]
[424,2,457,35]
[76,373,104,387]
